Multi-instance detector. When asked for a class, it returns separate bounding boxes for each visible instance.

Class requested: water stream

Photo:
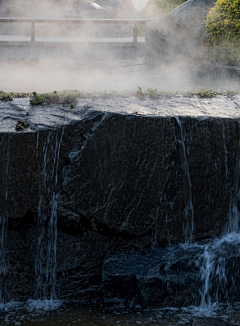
[194,120,240,307]
[175,117,194,244]
[1,119,240,323]
[35,128,64,300]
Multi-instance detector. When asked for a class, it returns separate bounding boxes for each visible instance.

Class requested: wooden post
[133,24,138,43]
[31,22,35,41]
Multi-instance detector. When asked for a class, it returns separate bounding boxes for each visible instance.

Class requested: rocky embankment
[1,95,240,306]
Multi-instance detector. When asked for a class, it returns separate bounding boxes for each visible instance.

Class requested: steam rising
[0,0,238,93]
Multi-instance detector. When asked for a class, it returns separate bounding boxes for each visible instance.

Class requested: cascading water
[222,123,228,180]
[196,233,240,307]
[227,127,240,234]
[195,120,240,308]
[35,128,64,300]
[175,117,194,244]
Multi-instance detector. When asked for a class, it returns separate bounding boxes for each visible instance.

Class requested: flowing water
[194,120,240,307]
[1,120,240,323]
[35,128,64,300]
[175,117,194,244]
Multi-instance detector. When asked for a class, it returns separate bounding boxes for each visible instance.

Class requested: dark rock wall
[0,107,240,306]
[59,114,238,245]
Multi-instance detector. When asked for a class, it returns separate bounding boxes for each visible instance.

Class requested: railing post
[133,24,138,43]
[31,22,35,41]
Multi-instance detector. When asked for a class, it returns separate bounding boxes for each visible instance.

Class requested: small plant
[146,88,159,99]
[0,93,13,101]
[16,120,29,131]
[136,86,144,100]
[30,92,46,105]
[0,87,239,109]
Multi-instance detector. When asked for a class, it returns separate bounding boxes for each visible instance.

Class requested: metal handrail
[0,18,146,42]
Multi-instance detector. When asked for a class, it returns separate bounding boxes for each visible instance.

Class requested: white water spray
[35,128,64,299]
[175,117,194,244]
[227,129,240,234]
[197,120,240,307]
[222,122,228,180]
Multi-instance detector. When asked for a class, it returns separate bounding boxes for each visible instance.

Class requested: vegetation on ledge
[0,88,239,106]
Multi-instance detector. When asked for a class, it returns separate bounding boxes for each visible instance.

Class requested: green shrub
[205,0,240,45]
[205,0,240,66]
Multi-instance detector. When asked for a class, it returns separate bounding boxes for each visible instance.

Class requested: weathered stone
[145,0,217,65]
[102,246,201,308]
[102,237,240,308]
[1,96,240,305]
[188,317,234,326]
[1,96,240,242]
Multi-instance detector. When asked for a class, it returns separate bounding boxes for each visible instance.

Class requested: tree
[205,0,240,45]
[205,0,240,66]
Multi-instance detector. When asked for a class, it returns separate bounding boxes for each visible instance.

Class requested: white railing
[0,18,146,42]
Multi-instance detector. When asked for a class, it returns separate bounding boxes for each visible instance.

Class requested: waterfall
[197,120,240,307]
[175,117,194,244]
[222,123,228,180]
[227,125,240,233]
[35,128,64,300]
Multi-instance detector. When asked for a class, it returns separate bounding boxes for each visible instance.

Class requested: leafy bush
[205,0,240,66]
[205,0,240,45]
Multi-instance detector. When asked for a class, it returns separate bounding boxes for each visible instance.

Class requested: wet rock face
[102,238,240,308]
[102,246,201,308]
[188,317,234,326]
[1,96,240,243]
[145,0,217,65]
[1,96,240,304]
[58,98,240,245]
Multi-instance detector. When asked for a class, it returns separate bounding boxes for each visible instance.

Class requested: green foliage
[205,0,240,45]
[135,87,239,99]
[16,120,29,131]
[30,90,81,105]
[136,86,144,99]
[0,91,29,102]
[205,0,240,66]
[146,88,159,98]
[0,88,239,109]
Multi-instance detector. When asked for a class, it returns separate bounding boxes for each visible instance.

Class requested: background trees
[205,0,240,66]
